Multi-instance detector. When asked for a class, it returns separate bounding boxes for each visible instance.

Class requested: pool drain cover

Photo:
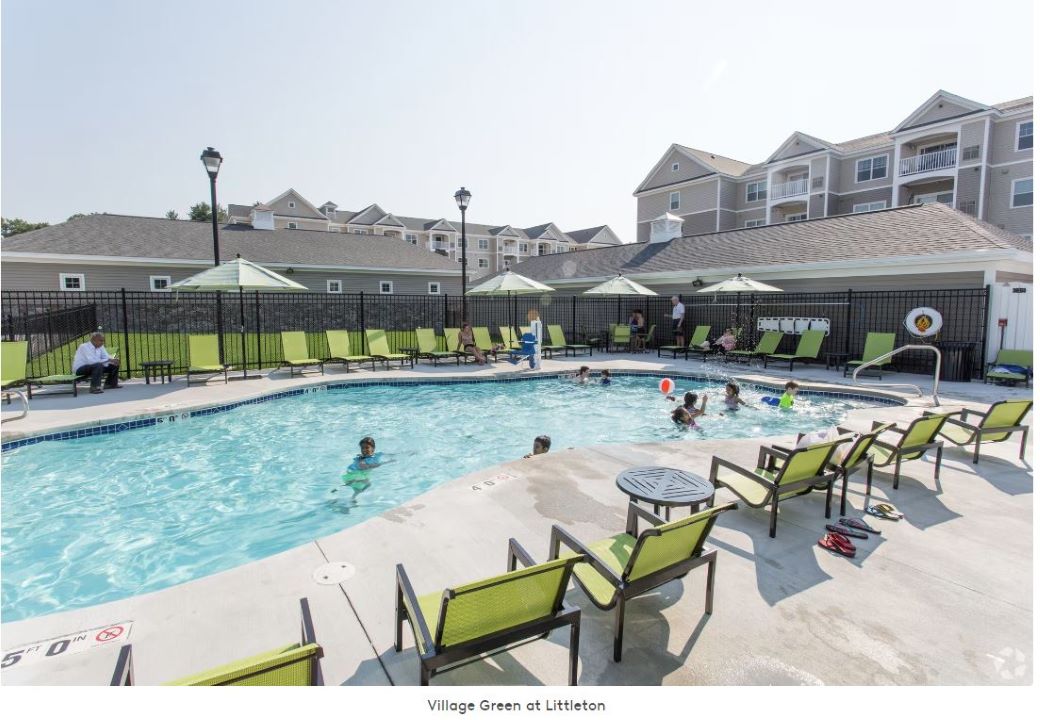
[313,562,356,585]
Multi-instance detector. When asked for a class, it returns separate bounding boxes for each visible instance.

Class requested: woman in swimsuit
[456,322,487,364]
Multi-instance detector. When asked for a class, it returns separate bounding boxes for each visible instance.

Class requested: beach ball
[659,378,675,395]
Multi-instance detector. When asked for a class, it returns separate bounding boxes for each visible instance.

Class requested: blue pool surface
[1,375,881,620]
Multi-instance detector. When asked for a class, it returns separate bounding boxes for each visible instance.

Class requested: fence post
[255,290,262,371]
[979,284,991,379]
[844,289,853,355]
[359,291,366,354]
[571,295,576,340]
[120,288,131,380]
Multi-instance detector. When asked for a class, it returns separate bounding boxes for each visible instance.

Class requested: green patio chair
[550,501,735,662]
[985,349,1033,387]
[844,332,896,378]
[865,412,957,491]
[365,328,413,369]
[934,400,1032,464]
[415,328,460,365]
[709,437,851,537]
[444,328,477,363]
[498,326,521,350]
[1,340,30,421]
[186,334,229,385]
[657,325,709,359]
[608,323,631,353]
[280,331,324,377]
[325,330,378,372]
[548,324,592,357]
[725,330,782,364]
[472,326,505,362]
[394,538,583,685]
[111,598,323,686]
[764,329,826,371]
[540,325,569,358]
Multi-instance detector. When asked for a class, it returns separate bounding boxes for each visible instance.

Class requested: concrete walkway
[0,354,1032,685]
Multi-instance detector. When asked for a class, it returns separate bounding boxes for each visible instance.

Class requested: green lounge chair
[844,332,896,378]
[415,328,461,365]
[394,538,583,685]
[547,324,591,357]
[725,330,782,364]
[280,331,324,377]
[933,400,1032,464]
[111,598,323,686]
[186,334,229,385]
[657,325,709,359]
[498,326,521,350]
[985,349,1033,387]
[365,328,413,369]
[324,330,378,372]
[444,328,477,363]
[472,327,505,362]
[608,323,631,353]
[550,501,735,662]
[709,437,851,538]
[1,340,29,421]
[540,326,569,358]
[764,329,826,371]
[865,412,956,491]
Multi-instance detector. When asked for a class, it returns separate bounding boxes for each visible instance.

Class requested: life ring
[904,307,943,337]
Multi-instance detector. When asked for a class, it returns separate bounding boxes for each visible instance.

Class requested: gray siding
[719,179,738,211]
[268,191,325,219]
[772,139,824,162]
[679,210,717,236]
[833,187,891,215]
[959,119,986,160]
[808,194,825,218]
[837,150,894,193]
[734,175,768,211]
[990,116,1033,165]
[718,209,738,231]
[640,271,985,295]
[956,166,982,214]
[910,101,980,127]
[275,217,328,231]
[637,180,717,223]
[986,162,1033,236]
[640,148,714,191]
[735,210,767,228]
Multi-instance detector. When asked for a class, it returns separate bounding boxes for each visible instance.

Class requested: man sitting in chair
[73,331,121,394]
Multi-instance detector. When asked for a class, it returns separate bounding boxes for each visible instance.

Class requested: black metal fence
[0,287,989,379]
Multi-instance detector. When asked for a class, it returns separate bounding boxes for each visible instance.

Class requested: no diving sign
[1,621,133,670]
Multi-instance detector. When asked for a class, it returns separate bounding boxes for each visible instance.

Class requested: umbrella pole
[231,286,260,380]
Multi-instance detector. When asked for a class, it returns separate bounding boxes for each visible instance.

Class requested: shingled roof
[503,205,1032,282]
[3,213,464,272]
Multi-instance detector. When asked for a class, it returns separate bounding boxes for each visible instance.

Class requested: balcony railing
[770,178,808,200]
[899,148,957,176]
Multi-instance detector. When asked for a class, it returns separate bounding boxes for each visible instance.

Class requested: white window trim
[477,258,489,268]
[669,191,680,210]
[1016,120,1033,152]
[149,275,172,292]
[288,201,296,208]
[59,272,85,292]
[785,213,808,222]
[379,281,393,294]
[852,201,887,213]
[1010,177,1033,208]
[427,282,441,295]
[746,181,767,202]
[671,162,679,172]
[477,238,489,249]
[287,221,298,229]
[353,229,364,234]
[518,242,529,253]
[556,244,566,253]
[744,219,766,228]
[855,155,888,183]
[326,279,343,294]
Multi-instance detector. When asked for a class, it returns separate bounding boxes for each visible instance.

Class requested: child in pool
[723,382,750,410]
[349,436,389,470]
[779,381,799,409]
[600,369,612,385]
[671,406,703,429]
[573,366,591,384]
[523,435,552,459]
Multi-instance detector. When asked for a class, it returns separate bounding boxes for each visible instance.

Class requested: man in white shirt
[671,296,686,349]
[72,332,121,393]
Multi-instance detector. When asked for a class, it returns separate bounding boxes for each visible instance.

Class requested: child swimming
[523,435,552,458]
[573,366,591,384]
[600,369,612,385]
[723,382,750,410]
[335,436,392,496]
[779,381,799,409]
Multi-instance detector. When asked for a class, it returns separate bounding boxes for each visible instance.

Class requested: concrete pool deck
[0,354,1032,685]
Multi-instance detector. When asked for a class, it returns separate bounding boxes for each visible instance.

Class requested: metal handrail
[1,389,29,423]
[851,344,942,406]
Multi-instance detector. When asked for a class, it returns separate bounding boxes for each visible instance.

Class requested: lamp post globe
[200,147,224,266]
[454,187,471,315]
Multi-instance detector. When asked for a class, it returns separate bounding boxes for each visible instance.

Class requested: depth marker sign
[1,621,133,670]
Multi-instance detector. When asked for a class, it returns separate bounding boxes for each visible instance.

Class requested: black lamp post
[454,186,471,318]
[200,147,223,266]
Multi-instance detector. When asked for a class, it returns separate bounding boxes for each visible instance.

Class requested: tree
[1,217,49,237]
[188,202,228,223]
[165,210,179,220]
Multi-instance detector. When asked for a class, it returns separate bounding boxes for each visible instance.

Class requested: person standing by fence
[670,296,685,349]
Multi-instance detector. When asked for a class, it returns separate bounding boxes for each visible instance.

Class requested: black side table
[142,360,173,385]
[616,466,716,527]
[825,352,850,371]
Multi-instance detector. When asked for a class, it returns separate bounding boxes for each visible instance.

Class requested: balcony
[770,178,808,200]
[899,148,957,176]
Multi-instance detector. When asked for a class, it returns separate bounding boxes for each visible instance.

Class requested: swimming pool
[1,374,887,620]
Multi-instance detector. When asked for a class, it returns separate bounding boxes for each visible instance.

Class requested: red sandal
[818,531,856,558]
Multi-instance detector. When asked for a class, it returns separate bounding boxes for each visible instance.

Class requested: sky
[1,0,1033,243]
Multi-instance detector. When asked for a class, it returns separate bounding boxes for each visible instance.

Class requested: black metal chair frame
[930,404,1031,464]
[325,354,380,372]
[865,418,946,492]
[282,359,325,378]
[549,501,735,662]
[395,538,582,686]
[186,365,230,386]
[111,597,323,686]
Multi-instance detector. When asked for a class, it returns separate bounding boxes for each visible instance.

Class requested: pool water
[1,375,879,620]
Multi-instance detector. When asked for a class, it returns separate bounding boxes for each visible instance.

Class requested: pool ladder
[850,344,942,407]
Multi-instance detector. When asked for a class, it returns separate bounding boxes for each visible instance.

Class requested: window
[912,191,954,206]
[59,273,85,291]
[379,281,393,294]
[427,282,441,295]
[1011,178,1033,208]
[671,162,679,172]
[852,200,887,213]
[287,222,298,229]
[353,229,364,234]
[668,191,680,210]
[746,181,767,202]
[326,279,342,293]
[149,275,171,291]
[556,244,566,253]
[1017,121,1033,151]
[288,201,296,208]
[478,258,489,268]
[477,238,489,250]
[518,242,529,253]
[962,145,980,161]
[856,155,887,182]
[744,219,767,228]
[406,233,417,244]
[785,213,807,222]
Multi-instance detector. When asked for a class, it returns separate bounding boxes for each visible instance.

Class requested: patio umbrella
[583,273,658,296]
[465,270,555,333]
[696,273,783,294]
[170,255,307,379]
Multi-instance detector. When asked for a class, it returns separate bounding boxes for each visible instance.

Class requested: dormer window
[288,201,296,209]
[671,162,679,172]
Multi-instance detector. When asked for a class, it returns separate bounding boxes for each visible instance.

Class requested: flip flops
[826,523,868,540]
[818,531,856,557]
[867,503,903,521]
[839,517,880,534]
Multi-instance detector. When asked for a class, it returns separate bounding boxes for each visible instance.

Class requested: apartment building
[634,90,1033,242]
[227,190,622,276]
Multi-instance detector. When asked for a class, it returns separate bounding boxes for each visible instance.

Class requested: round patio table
[615,466,715,521]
